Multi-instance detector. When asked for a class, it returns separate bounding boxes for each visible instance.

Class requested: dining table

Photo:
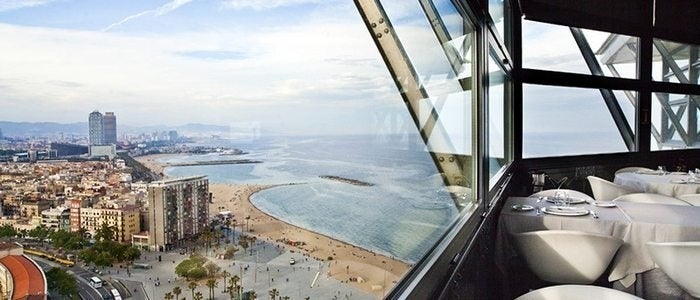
[496,196,700,295]
[614,171,700,198]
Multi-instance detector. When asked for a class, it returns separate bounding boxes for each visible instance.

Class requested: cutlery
[591,211,599,219]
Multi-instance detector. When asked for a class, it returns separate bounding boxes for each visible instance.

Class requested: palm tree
[173,286,182,300]
[221,270,230,292]
[188,281,198,300]
[194,291,204,300]
[229,275,240,300]
[281,296,290,300]
[231,218,237,242]
[268,288,279,300]
[200,228,214,256]
[165,292,174,300]
[238,236,249,257]
[205,278,218,300]
[249,290,257,300]
[248,236,257,255]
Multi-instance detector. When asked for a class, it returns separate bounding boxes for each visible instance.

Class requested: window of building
[651,92,700,151]
[522,20,639,79]
[522,84,635,157]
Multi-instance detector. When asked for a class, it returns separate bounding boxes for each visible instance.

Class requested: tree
[45,267,79,299]
[0,224,17,238]
[94,223,115,242]
[228,275,240,300]
[268,288,279,300]
[165,292,174,300]
[249,291,257,300]
[173,286,182,300]
[188,281,198,300]
[200,227,214,256]
[205,278,218,300]
[194,291,204,300]
[221,270,230,292]
[204,261,220,277]
[281,296,290,300]
[238,236,249,257]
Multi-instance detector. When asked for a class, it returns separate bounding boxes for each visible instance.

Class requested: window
[488,52,512,184]
[522,20,639,79]
[523,84,635,157]
[652,39,700,85]
[651,92,700,150]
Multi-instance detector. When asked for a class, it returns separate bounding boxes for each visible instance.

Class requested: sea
[162,134,460,263]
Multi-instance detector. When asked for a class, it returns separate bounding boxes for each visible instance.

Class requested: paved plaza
[98,236,375,300]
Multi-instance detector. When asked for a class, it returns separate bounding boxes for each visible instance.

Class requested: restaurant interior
[353,0,700,299]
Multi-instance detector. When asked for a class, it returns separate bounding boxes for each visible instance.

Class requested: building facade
[147,176,210,251]
[103,112,117,145]
[79,204,141,243]
[88,110,104,146]
[41,206,71,231]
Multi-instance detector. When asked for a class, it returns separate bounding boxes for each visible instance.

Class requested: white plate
[512,204,534,211]
[589,201,616,207]
[543,196,587,204]
[541,206,589,216]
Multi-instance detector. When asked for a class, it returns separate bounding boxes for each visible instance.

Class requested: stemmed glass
[549,176,569,207]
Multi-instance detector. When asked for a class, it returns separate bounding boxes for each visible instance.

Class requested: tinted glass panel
[523,21,639,79]
[652,39,700,85]
[523,85,635,157]
[488,53,510,184]
[651,92,700,150]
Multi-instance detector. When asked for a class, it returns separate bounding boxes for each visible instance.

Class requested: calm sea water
[163,134,459,263]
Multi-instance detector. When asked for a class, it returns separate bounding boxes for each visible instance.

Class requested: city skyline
[0,0,411,136]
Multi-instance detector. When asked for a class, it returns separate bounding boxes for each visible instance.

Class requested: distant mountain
[0,121,232,138]
[0,121,86,137]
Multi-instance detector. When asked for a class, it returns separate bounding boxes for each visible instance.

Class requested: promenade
[102,236,375,300]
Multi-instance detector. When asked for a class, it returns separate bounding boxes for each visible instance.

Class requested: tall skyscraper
[88,110,104,146]
[0,128,3,140]
[147,176,210,251]
[103,112,117,144]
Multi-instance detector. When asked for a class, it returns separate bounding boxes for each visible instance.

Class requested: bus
[90,276,102,288]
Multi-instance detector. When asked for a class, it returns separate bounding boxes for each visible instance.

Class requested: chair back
[586,176,635,201]
[614,166,654,175]
[515,285,643,300]
[678,194,700,206]
[647,242,700,298]
[512,230,623,284]
[613,193,691,206]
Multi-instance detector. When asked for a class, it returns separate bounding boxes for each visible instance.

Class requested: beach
[135,154,411,298]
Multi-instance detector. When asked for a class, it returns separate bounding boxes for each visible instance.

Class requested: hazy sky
[0,0,415,135]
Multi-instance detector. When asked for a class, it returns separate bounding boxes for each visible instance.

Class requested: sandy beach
[135,154,411,298]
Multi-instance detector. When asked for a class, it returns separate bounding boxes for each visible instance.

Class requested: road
[33,258,105,300]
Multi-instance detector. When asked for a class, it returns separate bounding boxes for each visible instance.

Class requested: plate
[543,196,587,204]
[589,200,616,207]
[636,170,664,175]
[541,206,590,216]
[512,204,534,211]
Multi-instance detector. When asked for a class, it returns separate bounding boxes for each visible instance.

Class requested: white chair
[586,176,636,201]
[515,285,643,300]
[614,166,654,175]
[512,230,623,284]
[530,189,593,201]
[647,242,700,298]
[678,194,700,206]
[613,193,691,206]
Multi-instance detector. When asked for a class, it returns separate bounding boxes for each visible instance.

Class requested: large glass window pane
[383,0,477,203]
[652,39,700,85]
[489,0,510,51]
[523,21,639,79]
[651,92,700,150]
[523,85,636,157]
[488,53,511,185]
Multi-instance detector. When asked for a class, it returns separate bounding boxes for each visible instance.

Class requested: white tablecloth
[496,197,700,289]
[614,172,700,197]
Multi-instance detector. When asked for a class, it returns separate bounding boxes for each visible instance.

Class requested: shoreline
[134,154,411,297]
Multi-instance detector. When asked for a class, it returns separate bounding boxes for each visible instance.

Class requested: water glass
[553,190,569,207]
[658,166,667,174]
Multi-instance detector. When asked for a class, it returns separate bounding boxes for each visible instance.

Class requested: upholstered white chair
[586,176,636,201]
[613,193,691,206]
[678,194,700,206]
[530,189,593,201]
[647,242,700,298]
[512,230,623,284]
[614,166,654,175]
[515,285,643,300]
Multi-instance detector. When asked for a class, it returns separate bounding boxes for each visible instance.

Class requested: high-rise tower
[103,112,117,144]
[88,110,104,146]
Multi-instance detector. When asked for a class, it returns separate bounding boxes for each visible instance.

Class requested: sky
[0,0,414,135]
